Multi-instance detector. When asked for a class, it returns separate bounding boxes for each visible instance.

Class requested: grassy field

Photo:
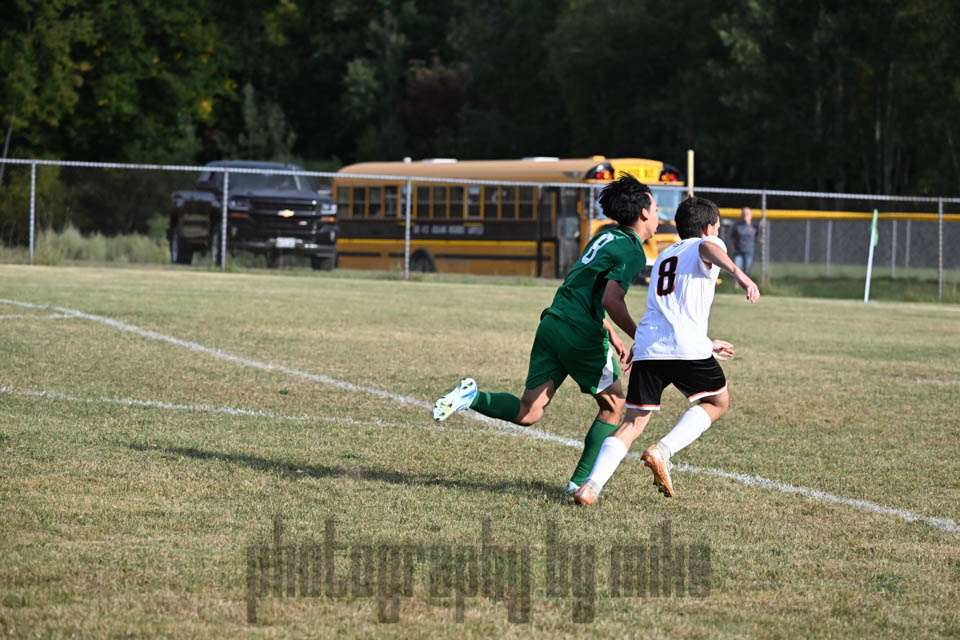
[1,264,959,638]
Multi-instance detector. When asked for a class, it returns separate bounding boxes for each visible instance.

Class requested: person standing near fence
[729,207,763,276]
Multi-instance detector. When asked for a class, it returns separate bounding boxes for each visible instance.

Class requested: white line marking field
[2,296,956,534]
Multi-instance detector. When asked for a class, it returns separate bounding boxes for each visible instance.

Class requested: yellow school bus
[333,156,683,278]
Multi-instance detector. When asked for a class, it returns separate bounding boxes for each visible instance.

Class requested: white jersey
[633,235,725,360]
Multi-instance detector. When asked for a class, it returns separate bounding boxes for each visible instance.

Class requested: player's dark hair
[675,196,720,239]
[598,173,652,226]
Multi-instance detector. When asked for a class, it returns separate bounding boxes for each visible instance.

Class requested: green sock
[470,391,522,422]
[569,419,619,486]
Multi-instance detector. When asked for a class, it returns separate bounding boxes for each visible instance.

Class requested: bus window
[467,186,482,219]
[352,186,366,217]
[434,186,447,218]
[650,187,681,222]
[337,186,351,217]
[450,186,465,218]
[384,185,398,217]
[484,186,500,219]
[500,186,516,219]
[592,195,607,221]
[518,186,535,219]
[369,186,382,217]
[416,186,430,218]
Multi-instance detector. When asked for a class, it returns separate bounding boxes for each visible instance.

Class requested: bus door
[553,187,582,277]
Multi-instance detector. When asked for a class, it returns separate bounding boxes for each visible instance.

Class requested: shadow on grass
[126,442,566,502]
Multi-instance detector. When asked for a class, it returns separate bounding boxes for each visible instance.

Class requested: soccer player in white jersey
[574,196,759,505]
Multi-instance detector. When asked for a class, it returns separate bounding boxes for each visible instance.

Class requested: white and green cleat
[432,377,478,422]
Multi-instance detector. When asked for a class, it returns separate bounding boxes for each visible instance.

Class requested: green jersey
[544,226,647,337]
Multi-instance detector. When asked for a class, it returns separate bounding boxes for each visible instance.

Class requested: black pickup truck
[167,160,338,269]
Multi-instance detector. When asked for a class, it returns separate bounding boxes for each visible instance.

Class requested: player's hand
[608,330,628,364]
[737,274,760,303]
[712,339,735,361]
[622,349,634,374]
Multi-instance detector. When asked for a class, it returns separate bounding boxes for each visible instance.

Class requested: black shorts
[625,357,727,410]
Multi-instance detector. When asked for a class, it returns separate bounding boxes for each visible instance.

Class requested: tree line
[2,0,959,240]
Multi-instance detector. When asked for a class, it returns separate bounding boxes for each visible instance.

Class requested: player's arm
[699,240,760,303]
[601,280,637,338]
[602,317,628,364]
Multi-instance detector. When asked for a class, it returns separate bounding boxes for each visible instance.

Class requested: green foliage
[0,165,70,244]
[145,214,168,241]
[709,0,960,194]
[400,58,469,158]
[450,0,566,158]
[60,0,230,163]
[61,168,183,235]
[219,83,297,162]
[0,0,95,159]
[2,1,960,196]
[32,223,168,265]
[545,0,709,163]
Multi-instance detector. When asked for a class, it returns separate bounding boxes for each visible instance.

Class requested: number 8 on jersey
[656,256,679,296]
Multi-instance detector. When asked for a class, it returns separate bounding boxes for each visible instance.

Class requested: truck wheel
[310,256,335,270]
[170,227,193,265]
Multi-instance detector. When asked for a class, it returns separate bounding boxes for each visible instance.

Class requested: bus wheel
[311,255,335,270]
[410,251,436,273]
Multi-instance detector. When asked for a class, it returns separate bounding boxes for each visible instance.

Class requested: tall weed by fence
[3,224,170,266]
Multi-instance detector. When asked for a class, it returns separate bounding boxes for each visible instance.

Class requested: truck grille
[242,213,316,238]
[250,199,317,214]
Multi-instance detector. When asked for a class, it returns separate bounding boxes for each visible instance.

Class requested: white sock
[585,437,628,492]
[659,405,712,458]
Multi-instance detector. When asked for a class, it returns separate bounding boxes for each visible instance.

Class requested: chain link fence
[1,158,958,301]
[701,187,960,300]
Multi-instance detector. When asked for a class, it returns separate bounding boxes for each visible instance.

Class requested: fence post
[890,219,897,279]
[904,220,911,268]
[760,192,769,287]
[29,161,36,265]
[221,171,229,272]
[403,179,412,281]
[803,219,811,264]
[825,219,832,278]
[938,198,944,302]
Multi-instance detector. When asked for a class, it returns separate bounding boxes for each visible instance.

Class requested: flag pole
[864,209,878,303]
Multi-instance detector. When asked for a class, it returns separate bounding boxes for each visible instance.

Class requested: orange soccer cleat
[641,444,675,497]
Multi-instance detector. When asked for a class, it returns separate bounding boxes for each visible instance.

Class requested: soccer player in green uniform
[433,173,660,492]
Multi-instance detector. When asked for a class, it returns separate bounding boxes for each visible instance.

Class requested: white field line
[913,377,958,386]
[2,296,957,535]
[0,313,74,320]
[0,386,311,421]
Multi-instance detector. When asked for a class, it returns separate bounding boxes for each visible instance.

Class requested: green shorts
[524,313,621,395]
